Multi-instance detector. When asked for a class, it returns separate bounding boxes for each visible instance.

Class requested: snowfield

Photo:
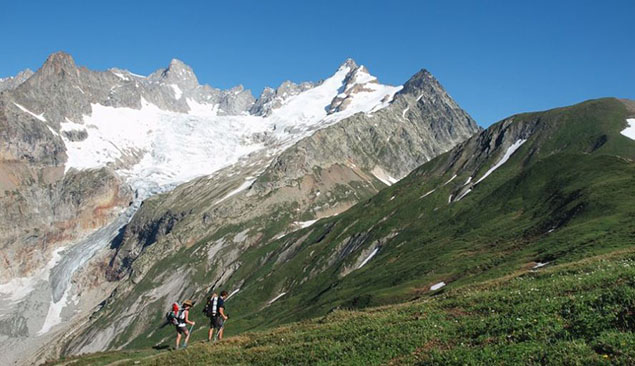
[14,102,46,121]
[358,247,379,269]
[0,61,403,341]
[622,118,635,140]
[61,62,402,201]
[475,139,527,185]
[268,292,287,305]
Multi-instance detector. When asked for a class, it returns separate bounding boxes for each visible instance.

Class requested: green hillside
[55,98,635,364]
[49,247,635,365]
[210,98,635,335]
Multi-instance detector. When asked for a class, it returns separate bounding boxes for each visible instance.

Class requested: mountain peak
[39,51,78,76]
[339,58,359,71]
[45,51,76,66]
[400,69,438,95]
[168,58,188,70]
[0,68,35,92]
[149,58,199,89]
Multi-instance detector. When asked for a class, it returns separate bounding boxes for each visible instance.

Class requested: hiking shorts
[211,316,224,330]
[176,325,188,334]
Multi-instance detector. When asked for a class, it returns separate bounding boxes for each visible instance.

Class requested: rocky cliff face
[0,52,268,365]
[0,69,34,93]
[0,52,479,365]
[61,65,478,355]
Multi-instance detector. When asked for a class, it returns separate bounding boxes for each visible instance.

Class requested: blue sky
[1,0,633,126]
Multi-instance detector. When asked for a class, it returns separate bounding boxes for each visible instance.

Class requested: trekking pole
[213,318,227,342]
[182,324,194,349]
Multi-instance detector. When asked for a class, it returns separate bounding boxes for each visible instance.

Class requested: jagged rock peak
[250,79,314,116]
[38,51,79,77]
[150,58,199,89]
[339,58,359,71]
[0,68,34,92]
[400,69,437,94]
[6,68,35,80]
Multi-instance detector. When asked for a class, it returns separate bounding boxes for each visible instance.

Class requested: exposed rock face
[63,65,479,355]
[0,69,34,92]
[258,68,479,190]
[251,80,315,116]
[0,52,479,364]
[0,167,131,280]
[106,67,478,282]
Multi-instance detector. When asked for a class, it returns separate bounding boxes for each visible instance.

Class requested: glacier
[2,60,404,340]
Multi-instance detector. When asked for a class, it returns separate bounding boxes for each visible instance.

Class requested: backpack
[203,296,219,318]
[166,302,180,325]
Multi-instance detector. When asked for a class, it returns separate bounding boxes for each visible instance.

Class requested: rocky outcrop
[251,80,315,116]
[256,68,479,191]
[0,69,34,93]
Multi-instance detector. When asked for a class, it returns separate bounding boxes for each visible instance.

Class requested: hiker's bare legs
[175,333,181,349]
[218,327,224,340]
[208,328,215,341]
[184,329,191,346]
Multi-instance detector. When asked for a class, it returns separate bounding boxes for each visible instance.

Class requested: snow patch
[13,102,46,121]
[475,139,527,185]
[0,246,65,303]
[533,262,549,269]
[372,166,398,186]
[420,188,436,198]
[170,84,183,99]
[621,118,635,140]
[443,174,457,186]
[38,286,70,335]
[186,98,219,116]
[268,292,286,304]
[293,219,318,229]
[455,188,472,201]
[111,71,129,80]
[430,282,446,291]
[358,247,379,269]
[216,177,256,205]
[402,106,409,118]
[226,288,240,300]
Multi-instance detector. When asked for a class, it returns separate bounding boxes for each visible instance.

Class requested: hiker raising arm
[184,305,195,326]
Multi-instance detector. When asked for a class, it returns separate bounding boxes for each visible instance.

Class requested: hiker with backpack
[204,290,229,341]
[174,300,195,349]
[203,292,218,341]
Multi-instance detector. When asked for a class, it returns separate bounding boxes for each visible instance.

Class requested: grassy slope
[211,98,635,334]
[62,98,635,361]
[50,247,635,365]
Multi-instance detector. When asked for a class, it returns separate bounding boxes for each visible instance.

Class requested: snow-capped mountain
[0,52,478,365]
[41,53,402,200]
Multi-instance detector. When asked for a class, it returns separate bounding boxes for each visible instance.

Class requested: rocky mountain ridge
[60,64,479,356]
[0,52,478,365]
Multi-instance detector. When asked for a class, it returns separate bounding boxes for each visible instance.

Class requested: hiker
[175,300,195,349]
[211,290,229,341]
[204,292,218,341]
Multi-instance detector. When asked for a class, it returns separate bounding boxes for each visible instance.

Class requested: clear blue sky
[1,0,633,126]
